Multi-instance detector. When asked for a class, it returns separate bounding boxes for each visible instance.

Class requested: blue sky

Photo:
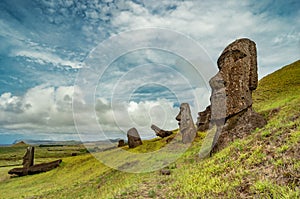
[0,0,299,144]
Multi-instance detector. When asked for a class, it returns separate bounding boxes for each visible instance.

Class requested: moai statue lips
[176,103,196,144]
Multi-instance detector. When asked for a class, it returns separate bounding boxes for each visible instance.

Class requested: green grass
[0,144,88,166]
[0,60,299,198]
[253,60,300,112]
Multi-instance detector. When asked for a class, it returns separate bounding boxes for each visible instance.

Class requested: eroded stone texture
[9,146,62,177]
[127,128,143,148]
[151,124,173,138]
[200,38,267,155]
[9,159,62,176]
[211,38,258,119]
[22,147,34,169]
[196,105,211,131]
[176,103,196,144]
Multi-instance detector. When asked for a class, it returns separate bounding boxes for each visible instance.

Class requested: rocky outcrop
[151,124,173,138]
[127,128,143,148]
[196,105,211,131]
[200,38,267,155]
[118,139,125,147]
[176,103,196,144]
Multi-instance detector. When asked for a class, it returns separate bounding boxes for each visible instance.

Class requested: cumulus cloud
[0,85,74,131]
[1,0,299,142]
[111,0,300,78]
[93,98,180,138]
[0,84,207,140]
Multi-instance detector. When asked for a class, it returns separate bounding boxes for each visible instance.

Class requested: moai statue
[22,146,35,175]
[200,38,267,157]
[127,128,143,148]
[176,103,196,144]
[118,139,125,147]
[151,124,173,138]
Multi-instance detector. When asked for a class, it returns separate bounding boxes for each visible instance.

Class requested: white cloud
[0,84,202,139]
[14,50,83,69]
[0,85,75,131]
[1,0,299,141]
[111,0,300,78]
[94,98,180,137]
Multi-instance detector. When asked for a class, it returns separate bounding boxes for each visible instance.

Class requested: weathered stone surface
[151,124,173,138]
[213,107,267,152]
[211,38,258,120]
[196,105,211,131]
[22,146,34,169]
[200,38,267,156]
[8,159,62,176]
[118,139,125,147]
[8,147,62,177]
[176,103,196,144]
[127,128,143,148]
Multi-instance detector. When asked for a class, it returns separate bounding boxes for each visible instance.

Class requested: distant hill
[12,139,120,146]
[12,139,82,146]
[12,141,28,147]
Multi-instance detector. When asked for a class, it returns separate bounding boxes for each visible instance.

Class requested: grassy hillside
[253,60,300,112]
[0,60,299,198]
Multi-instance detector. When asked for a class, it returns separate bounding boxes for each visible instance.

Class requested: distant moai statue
[118,139,125,147]
[127,128,143,148]
[176,103,196,144]
[151,124,173,138]
[8,146,62,177]
[22,146,35,175]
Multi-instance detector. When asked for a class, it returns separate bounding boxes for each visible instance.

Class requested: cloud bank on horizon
[0,0,299,143]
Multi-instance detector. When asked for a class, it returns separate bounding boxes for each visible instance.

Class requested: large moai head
[176,103,196,144]
[210,38,258,121]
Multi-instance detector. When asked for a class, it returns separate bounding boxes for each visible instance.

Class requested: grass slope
[0,60,299,198]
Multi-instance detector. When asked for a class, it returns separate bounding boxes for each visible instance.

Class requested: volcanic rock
[176,103,196,144]
[196,105,211,131]
[127,128,143,148]
[118,139,125,147]
[151,124,173,138]
[200,38,267,155]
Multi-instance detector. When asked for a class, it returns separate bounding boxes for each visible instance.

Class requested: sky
[0,0,299,144]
